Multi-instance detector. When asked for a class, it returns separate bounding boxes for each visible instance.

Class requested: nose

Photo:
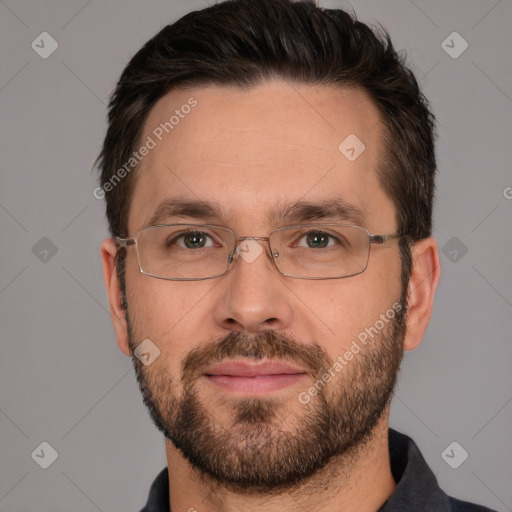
[213,237,294,334]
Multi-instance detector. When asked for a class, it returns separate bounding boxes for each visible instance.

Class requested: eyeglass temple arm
[369,233,405,245]
[115,237,136,248]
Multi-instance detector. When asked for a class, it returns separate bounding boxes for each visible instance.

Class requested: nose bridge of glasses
[229,236,278,263]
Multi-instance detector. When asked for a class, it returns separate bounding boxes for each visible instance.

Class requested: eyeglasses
[115,224,404,281]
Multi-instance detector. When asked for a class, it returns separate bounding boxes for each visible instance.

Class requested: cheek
[125,266,217,346]
[291,255,402,360]
[124,275,209,381]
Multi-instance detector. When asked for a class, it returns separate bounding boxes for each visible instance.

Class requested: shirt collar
[378,428,452,511]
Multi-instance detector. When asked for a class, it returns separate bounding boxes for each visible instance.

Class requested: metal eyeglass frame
[115,223,406,281]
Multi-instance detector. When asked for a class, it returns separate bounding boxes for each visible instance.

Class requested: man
[97,0,497,510]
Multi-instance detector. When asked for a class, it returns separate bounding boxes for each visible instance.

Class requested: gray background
[0,0,511,510]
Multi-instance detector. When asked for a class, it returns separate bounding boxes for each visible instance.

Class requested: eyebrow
[143,198,226,229]
[142,196,366,230]
[268,197,366,227]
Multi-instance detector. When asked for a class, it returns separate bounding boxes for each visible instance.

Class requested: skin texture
[101,80,441,512]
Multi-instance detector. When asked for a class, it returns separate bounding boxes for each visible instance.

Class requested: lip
[204,360,306,377]
[204,360,308,394]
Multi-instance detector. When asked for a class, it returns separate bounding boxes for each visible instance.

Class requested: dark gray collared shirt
[140,428,497,512]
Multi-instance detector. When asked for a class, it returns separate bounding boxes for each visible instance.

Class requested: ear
[101,238,131,357]
[403,237,441,352]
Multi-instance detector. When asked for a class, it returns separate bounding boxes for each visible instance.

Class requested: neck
[165,412,396,512]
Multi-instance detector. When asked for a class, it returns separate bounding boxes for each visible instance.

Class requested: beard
[127,299,406,494]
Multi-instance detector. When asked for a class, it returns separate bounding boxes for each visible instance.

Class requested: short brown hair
[96,0,436,294]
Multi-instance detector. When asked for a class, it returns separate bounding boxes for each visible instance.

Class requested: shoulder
[387,428,498,512]
[449,495,499,511]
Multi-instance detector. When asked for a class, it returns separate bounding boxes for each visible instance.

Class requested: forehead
[128,80,395,234]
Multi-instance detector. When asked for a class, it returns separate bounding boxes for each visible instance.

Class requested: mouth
[203,359,308,394]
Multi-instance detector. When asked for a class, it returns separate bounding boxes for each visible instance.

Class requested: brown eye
[167,231,215,249]
[305,232,331,248]
[183,232,207,248]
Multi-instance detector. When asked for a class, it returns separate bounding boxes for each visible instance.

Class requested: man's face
[123,81,406,491]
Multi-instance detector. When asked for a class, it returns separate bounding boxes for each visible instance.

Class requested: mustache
[181,330,332,383]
